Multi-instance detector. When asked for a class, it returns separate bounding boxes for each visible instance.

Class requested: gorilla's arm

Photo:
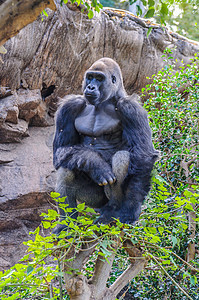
[53,96,115,185]
[53,95,86,169]
[117,95,159,176]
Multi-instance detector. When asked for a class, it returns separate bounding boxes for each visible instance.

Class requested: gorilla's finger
[102,179,108,186]
[106,174,116,185]
[107,177,114,185]
[98,178,108,186]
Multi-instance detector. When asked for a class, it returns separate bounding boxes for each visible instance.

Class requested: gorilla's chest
[75,103,120,136]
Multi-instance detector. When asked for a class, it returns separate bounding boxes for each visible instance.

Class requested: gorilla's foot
[96,214,136,225]
[119,215,136,225]
[95,215,115,224]
[52,223,68,235]
[95,205,120,224]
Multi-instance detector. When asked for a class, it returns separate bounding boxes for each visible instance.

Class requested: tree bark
[0,0,56,46]
[63,239,147,300]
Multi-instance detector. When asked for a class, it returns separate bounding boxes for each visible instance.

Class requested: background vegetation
[99,0,199,41]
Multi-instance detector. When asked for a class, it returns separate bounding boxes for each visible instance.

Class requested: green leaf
[171,236,177,248]
[51,192,60,198]
[57,196,67,202]
[48,209,59,218]
[42,9,48,17]
[27,265,34,275]
[158,226,164,235]
[185,203,194,211]
[77,203,85,211]
[42,221,51,229]
[0,45,7,54]
[148,0,155,7]
[136,5,143,16]
[88,10,94,19]
[147,27,152,38]
[85,207,96,214]
[150,236,161,243]
[190,275,197,285]
[145,8,155,18]
[162,260,170,265]
[184,190,193,197]
[183,271,189,279]
[129,0,137,5]
[147,227,157,234]
[160,3,168,16]
[162,213,170,220]
[181,223,188,230]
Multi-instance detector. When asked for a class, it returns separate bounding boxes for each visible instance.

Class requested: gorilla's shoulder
[117,93,147,117]
[59,94,86,108]
[57,95,86,115]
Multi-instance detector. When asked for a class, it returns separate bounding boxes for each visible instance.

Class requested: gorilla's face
[83,58,126,107]
[83,71,106,106]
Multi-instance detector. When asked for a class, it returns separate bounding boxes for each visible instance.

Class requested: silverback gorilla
[53,58,159,234]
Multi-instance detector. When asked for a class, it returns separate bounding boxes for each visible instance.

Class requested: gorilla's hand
[89,166,116,186]
[55,145,116,185]
[67,147,116,185]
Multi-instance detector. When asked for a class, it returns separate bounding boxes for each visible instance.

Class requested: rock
[0,126,55,204]
[0,89,54,143]
[0,119,29,143]
[17,89,41,122]
[0,126,55,270]
[0,93,18,124]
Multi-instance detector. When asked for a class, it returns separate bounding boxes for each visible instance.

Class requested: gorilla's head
[83,57,126,106]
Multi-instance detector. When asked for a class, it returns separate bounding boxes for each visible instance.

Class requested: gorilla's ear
[112,75,116,84]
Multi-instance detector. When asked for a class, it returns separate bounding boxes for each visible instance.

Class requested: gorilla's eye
[96,75,104,82]
[112,75,116,84]
[87,74,93,81]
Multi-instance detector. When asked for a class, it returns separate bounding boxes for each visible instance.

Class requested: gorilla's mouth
[85,91,98,98]
[85,92,100,104]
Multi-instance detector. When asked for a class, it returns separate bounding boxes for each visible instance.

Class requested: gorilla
[53,57,158,234]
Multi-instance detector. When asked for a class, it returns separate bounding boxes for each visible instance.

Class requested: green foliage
[60,0,103,18]
[143,51,199,189]
[164,2,199,42]
[41,0,103,20]
[124,0,199,34]
[0,177,198,299]
[138,50,199,299]
[42,0,199,35]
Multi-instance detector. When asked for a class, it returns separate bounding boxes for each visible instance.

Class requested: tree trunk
[63,239,147,300]
[0,0,56,46]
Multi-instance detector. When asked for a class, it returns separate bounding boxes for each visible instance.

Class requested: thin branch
[145,241,199,273]
[149,253,194,300]
[108,259,146,298]
[172,251,199,273]
[58,259,64,300]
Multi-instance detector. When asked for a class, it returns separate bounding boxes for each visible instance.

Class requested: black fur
[53,58,158,234]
